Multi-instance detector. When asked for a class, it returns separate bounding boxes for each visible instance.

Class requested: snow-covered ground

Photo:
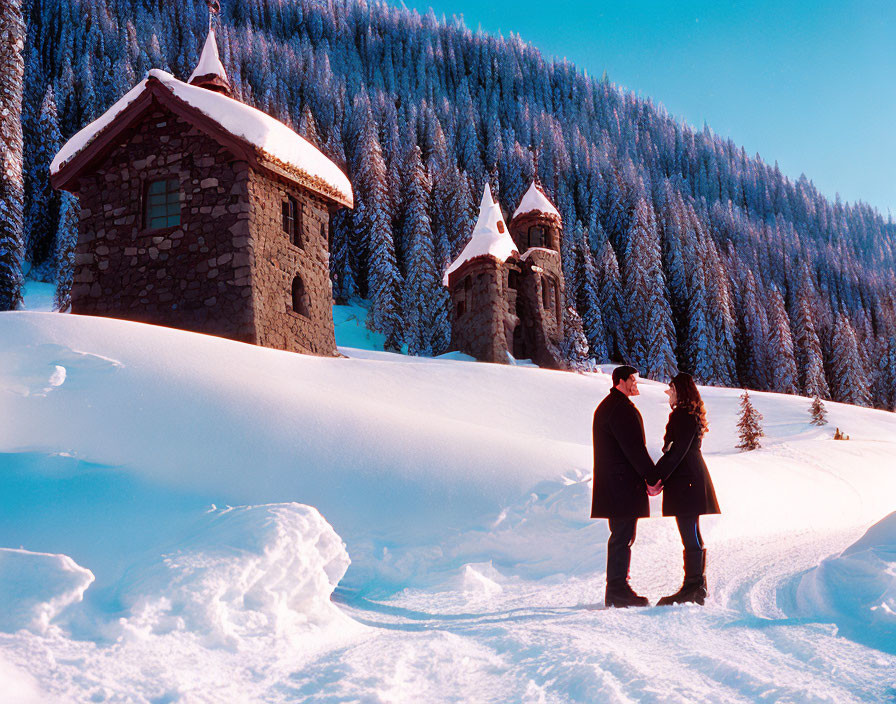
[0,306,894,703]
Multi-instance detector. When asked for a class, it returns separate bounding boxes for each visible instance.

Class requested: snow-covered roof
[189,29,228,85]
[443,184,517,285]
[51,70,353,208]
[511,181,560,221]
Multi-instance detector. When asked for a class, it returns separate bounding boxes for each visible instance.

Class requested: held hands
[646,480,663,496]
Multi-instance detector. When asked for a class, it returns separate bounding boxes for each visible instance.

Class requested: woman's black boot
[658,549,706,606]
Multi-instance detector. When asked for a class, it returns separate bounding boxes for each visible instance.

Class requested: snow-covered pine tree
[596,240,625,361]
[425,111,475,275]
[684,258,713,383]
[602,173,628,252]
[735,269,769,390]
[560,305,593,371]
[298,104,321,148]
[659,191,688,360]
[873,335,896,411]
[572,228,609,361]
[622,196,677,381]
[325,127,357,303]
[0,0,26,311]
[400,145,449,355]
[809,395,828,426]
[792,270,830,398]
[736,391,763,451]
[766,286,799,395]
[355,108,402,350]
[699,233,737,386]
[829,313,872,407]
[53,191,79,311]
[24,86,62,277]
[455,79,482,186]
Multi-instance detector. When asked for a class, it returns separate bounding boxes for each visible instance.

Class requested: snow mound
[0,548,94,634]
[117,503,351,649]
[0,656,44,704]
[793,511,896,651]
[0,342,121,397]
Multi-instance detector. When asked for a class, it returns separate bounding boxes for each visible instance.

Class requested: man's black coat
[591,387,660,518]
[656,408,721,517]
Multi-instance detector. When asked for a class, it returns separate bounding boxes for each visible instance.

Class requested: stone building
[444,181,565,368]
[50,30,353,356]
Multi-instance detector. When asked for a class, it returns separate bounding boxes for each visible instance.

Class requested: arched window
[457,275,472,317]
[542,275,556,314]
[529,225,545,248]
[145,177,180,230]
[282,196,302,248]
[291,274,310,317]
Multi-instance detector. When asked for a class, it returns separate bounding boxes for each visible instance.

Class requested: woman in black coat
[654,372,720,605]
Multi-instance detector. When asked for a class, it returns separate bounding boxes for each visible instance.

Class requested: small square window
[145,178,180,230]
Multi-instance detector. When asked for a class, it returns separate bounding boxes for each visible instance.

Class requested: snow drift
[793,511,896,653]
[0,548,94,634]
[116,503,352,649]
[1,308,895,701]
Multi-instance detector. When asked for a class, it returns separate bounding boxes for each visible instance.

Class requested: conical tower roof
[512,181,560,220]
[444,184,517,284]
[189,29,232,96]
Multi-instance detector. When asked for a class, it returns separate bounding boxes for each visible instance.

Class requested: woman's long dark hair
[670,372,709,438]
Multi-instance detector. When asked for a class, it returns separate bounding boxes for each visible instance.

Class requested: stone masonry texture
[67,104,338,356]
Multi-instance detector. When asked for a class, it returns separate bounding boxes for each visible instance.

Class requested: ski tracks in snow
[301,526,896,704]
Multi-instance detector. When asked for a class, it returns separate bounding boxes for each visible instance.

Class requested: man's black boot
[604,543,649,608]
[657,549,707,606]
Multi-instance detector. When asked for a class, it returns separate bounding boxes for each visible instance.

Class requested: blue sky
[397,0,895,218]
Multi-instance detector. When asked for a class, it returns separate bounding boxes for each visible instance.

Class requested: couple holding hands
[592,366,721,608]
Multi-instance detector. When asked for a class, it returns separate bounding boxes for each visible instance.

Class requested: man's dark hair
[612,365,638,386]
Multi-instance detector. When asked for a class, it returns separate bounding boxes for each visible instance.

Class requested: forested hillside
[13,0,896,408]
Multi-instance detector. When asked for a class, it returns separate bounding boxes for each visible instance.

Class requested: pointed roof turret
[512,181,560,221]
[189,29,232,97]
[444,183,518,284]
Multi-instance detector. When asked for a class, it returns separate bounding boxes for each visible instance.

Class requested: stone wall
[517,249,565,368]
[448,258,509,363]
[247,169,337,356]
[70,106,256,342]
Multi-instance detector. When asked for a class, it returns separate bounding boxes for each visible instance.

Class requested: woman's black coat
[591,388,661,519]
[656,407,721,517]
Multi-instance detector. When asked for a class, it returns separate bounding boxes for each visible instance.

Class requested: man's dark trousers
[607,517,638,587]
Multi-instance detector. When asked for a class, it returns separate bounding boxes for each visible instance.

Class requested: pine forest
[7,0,896,409]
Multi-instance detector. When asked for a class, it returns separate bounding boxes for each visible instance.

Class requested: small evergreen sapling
[736,391,763,451]
[560,305,593,372]
[809,395,827,426]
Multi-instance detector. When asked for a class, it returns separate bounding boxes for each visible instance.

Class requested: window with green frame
[145,178,181,230]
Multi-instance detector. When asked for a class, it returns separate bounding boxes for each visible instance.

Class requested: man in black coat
[592,365,662,608]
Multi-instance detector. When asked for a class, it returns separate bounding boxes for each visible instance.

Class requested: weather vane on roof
[207,0,221,31]
[529,143,543,188]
